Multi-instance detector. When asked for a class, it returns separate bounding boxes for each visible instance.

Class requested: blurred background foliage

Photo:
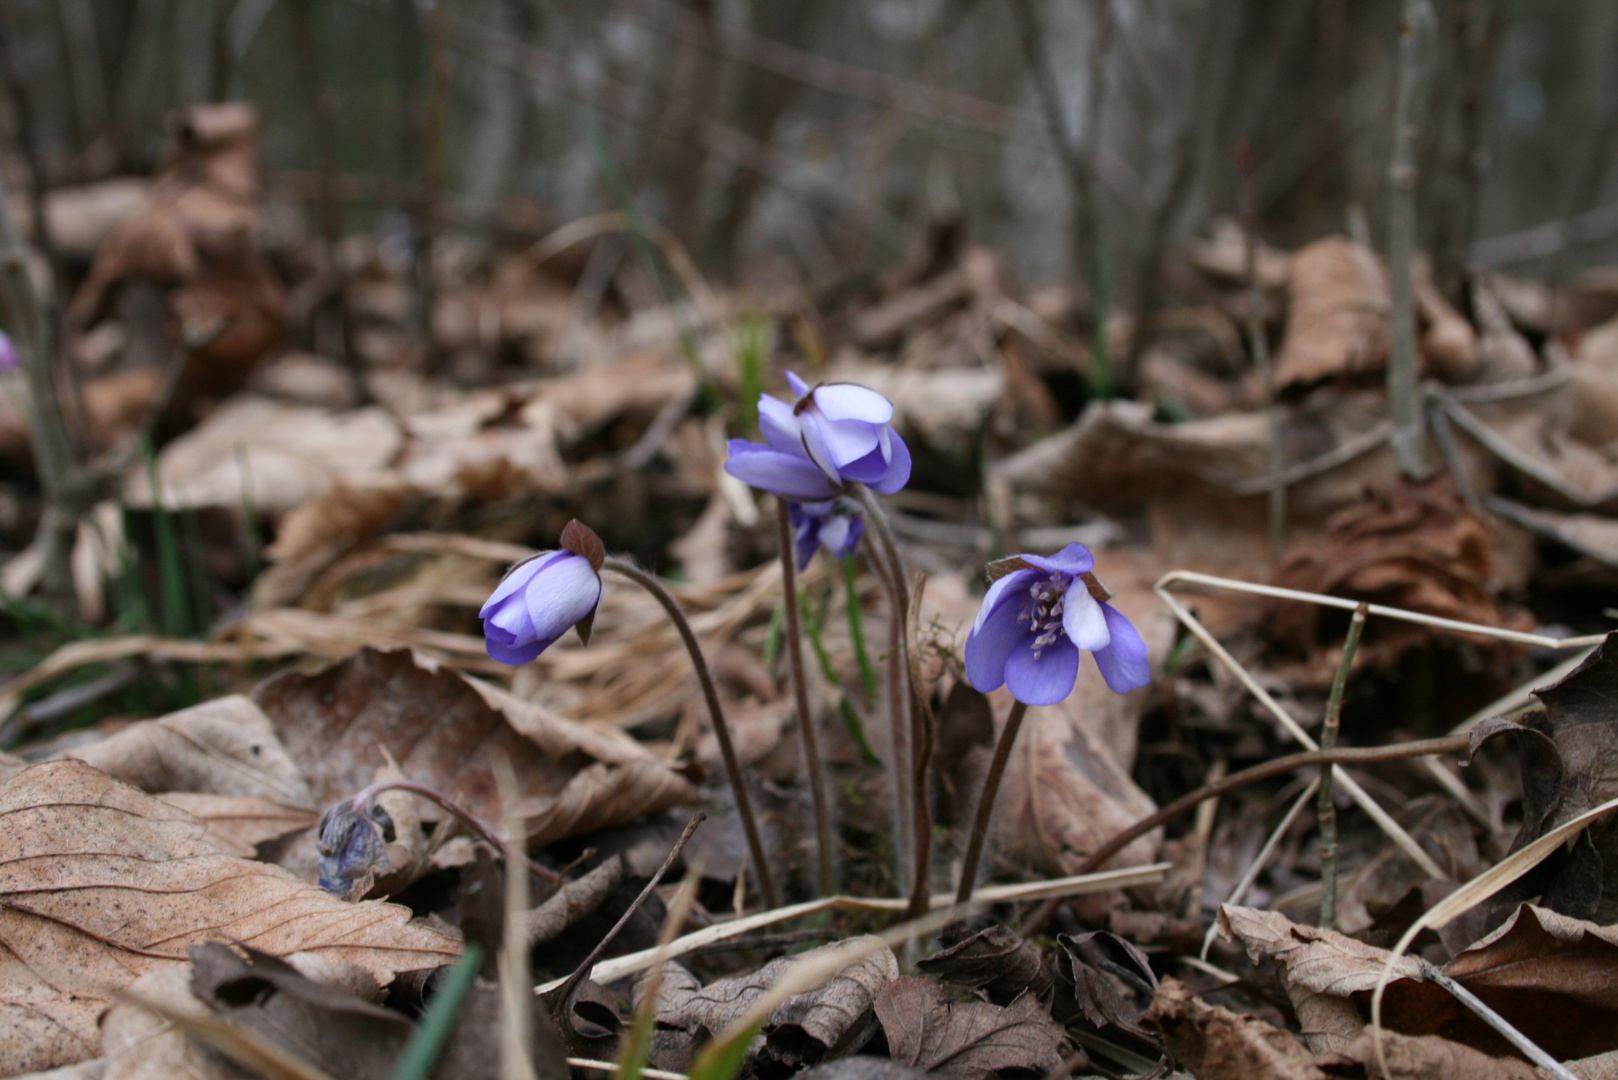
[1,0,1614,298]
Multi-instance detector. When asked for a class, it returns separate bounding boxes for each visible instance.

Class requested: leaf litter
[9,99,1618,1080]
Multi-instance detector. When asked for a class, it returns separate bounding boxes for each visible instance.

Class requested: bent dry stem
[602,557,779,909]
[349,778,559,887]
[775,500,835,896]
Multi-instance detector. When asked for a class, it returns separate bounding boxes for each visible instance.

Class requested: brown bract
[0,760,459,1075]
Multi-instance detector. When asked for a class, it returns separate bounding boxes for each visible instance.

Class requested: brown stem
[1319,602,1368,929]
[604,557,778,909]
[350,778,560,885]
[904,571,936,920]
[547,812,704,1022]
[956,700,1030,904]
[1017,732,1471,938]
[776,500,834,896]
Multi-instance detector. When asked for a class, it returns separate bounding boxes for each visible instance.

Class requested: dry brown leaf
[48,694,313,807]
[101,965,257,1080]
[1472,639,1618,921]
[0,760,459,1074]
[1267,476,1527,675]
[638,938,899,1074]
[1219,905,1422,1054]
[122,396,402,516]
[1571,314,1618,447]
[1331,797,1484,938]
[1222,902,1618,1062]
[1340,1030,1540,1080]
[1274,236,1390,388]
[916,925,1052,1006]
[154,793,318,858]
[1144,976,1329,1080]
[250,648,697,877]
[873,975,1064,1080]
[989,685,1161,879]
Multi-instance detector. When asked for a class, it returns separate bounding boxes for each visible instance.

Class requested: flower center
[1016,573,1068,658]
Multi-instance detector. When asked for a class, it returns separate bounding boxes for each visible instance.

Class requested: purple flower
[0,331,16,372]
[789,499,864,569]
[480,521,604,665]
[316,800,392,894]
[964,544,1149,705]
[724,372,911,498]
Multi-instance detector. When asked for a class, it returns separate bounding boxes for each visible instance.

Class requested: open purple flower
[964,543,1149,705]
[789,499,864,569]
[480,521,605,664]
[725,372,911,498]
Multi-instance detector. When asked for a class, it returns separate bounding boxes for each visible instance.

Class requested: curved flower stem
[856,487,933,914]
[776,500,835,895]
[860,545,912,895]
[603,556,779,909]
[350,778,561,886]
[955,700,1030,904]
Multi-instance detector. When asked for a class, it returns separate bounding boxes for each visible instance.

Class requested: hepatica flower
[724,372,911,498]
[965,543,1149,705]
[0,331,16,372]
[480,520,605,664]
[789,498,864,570]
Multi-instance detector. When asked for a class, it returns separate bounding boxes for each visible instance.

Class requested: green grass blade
[140,437,191,639]
[841,556,877,699]
[388,944,483,1080]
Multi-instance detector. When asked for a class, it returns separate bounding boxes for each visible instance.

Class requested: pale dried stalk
[534,861,1169,996]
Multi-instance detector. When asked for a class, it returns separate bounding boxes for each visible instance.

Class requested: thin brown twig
[604,557,778,909]
[1319,602,1369,929]
[546,812,705,1023]
[1018,733,1470,938]
[776,500,834,896]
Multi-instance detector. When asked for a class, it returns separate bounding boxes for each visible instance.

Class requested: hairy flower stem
[955,700,1030,904]
[856,487,932,908]
[603,557,779,909]
[1319,602,1368,930]
[349,778,560,886]
[776,500,835,896]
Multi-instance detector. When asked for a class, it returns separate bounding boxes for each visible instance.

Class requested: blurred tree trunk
[701,0,820,272]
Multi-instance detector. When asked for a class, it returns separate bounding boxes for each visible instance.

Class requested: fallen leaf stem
[956,699,1030,904]
[350,778,560,885]
[1018,732,1471,938]
[1319,602,1368,930]
[603,557,778,909]
[776,499,836,896]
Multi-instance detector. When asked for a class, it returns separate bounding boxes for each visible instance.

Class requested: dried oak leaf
[873,975,1064,1080]
[636,939,898,1075]
[1471,633,1618,921]
[251,648,698,881]
[1145,977,1335,1080]
[0,760,460,1075]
